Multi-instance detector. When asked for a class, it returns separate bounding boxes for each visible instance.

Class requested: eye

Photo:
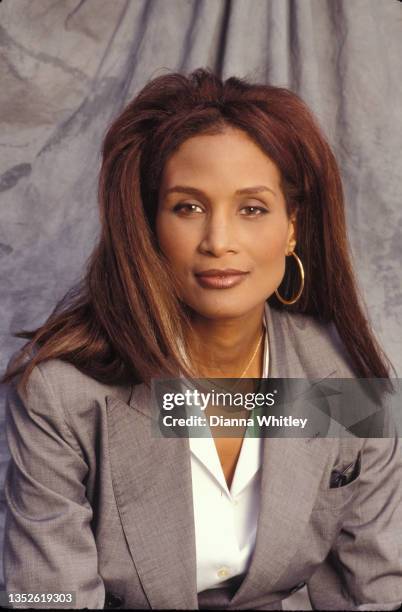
[240,205,269,216]
[172,202,204,215]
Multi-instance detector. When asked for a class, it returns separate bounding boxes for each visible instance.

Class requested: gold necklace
[199,327,265,395]
[180,329,266,420]
[238,329,264,378]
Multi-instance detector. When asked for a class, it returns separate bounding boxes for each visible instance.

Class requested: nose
[198,211,238,257]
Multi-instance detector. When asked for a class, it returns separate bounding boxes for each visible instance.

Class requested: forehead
[160,127,282,191]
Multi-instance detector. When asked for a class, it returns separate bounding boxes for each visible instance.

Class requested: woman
[2,69,402,610]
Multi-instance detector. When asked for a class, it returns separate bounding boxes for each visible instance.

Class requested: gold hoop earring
[275,251,305,305]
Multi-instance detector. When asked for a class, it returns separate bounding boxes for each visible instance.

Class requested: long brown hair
[2,68,394,394]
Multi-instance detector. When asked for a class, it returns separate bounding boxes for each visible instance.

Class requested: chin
[186,298,257,321]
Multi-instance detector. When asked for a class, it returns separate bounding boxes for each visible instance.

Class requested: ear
[286,211,298,255]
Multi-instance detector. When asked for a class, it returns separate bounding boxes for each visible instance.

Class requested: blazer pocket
[312,453,362,511]
[329,452,361,489]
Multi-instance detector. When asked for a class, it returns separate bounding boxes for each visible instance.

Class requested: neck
[186,303,265,378]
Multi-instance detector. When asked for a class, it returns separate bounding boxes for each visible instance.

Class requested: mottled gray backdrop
[1,0,401,596]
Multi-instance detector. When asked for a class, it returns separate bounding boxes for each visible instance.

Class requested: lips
[194,269,249,289]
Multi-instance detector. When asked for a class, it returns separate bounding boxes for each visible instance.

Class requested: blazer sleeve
[3,363,106,609]
[306,428,402,611]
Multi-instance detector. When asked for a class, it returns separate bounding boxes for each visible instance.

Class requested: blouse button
[217,567,230,579]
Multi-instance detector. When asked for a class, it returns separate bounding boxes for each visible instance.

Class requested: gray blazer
[3,303,402,610]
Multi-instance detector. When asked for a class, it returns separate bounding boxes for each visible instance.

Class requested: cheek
[156,216,196,267]
[251,223,288,265]
[248,222,289,296]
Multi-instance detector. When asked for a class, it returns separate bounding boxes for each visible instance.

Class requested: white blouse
[187,310,269,593]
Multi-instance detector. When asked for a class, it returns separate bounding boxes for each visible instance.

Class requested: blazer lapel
[106,385,198,610]
[230,437,329,607]
[230,304,338,607]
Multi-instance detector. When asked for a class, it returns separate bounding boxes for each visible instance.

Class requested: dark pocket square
[329,452,361,488]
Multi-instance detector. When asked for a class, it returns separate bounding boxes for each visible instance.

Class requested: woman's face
[155,126,297,320]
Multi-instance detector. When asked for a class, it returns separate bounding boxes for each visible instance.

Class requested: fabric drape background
[0,0,401,595]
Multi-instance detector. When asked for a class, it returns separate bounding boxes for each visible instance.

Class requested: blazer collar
[105,302,338,609]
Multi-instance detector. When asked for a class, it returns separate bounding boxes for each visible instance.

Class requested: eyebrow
[163,185,277,198]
